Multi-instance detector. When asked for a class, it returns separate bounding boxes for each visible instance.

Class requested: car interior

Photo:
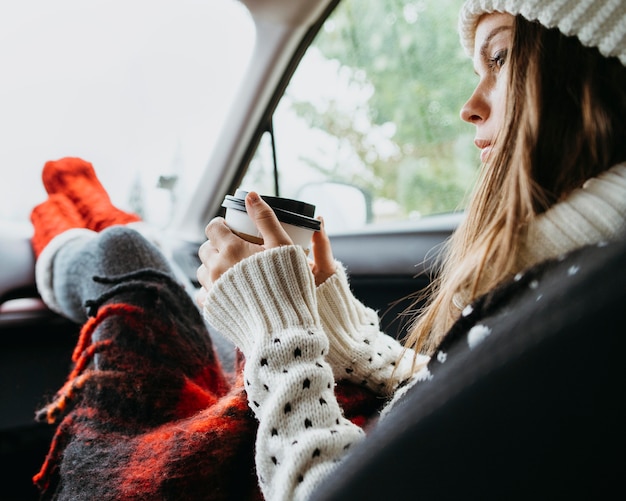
[1,0,623,499]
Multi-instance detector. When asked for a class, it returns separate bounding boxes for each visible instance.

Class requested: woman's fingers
[197,216,263,293]
[195,285,208,309]
[310,217,336,286]
[245,192,293,248]
[197,192,323,304]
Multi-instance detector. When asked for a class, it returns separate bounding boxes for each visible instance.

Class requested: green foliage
[292,0,479,219]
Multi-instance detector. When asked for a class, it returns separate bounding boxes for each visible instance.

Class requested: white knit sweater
[204,246,429,501]
[203,163,626,501]
[517,163,626,269]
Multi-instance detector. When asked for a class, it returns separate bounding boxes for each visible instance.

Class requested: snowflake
[568,265,580,276]
[467,324,492,349]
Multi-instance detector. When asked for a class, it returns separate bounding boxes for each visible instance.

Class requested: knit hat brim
[458,0,626,66]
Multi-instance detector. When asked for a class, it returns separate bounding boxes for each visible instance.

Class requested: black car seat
[312,235,626,500]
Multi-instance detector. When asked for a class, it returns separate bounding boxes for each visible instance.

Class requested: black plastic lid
[222,190,321,231]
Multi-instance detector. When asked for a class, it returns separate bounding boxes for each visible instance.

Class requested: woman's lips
[474,139,492,163]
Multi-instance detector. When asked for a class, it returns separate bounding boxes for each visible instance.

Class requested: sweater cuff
[203,245,319,357]
[316,262,380,338]
[316,262,426,393]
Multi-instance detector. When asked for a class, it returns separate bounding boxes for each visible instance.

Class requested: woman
[409,1,626,355]
[30,1,626,500]
[197,0,626,500]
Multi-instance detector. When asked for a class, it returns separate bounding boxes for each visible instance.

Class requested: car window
[239,0,478,234]
[0,0,254,228]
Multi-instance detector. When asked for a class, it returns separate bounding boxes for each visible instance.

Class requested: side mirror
[296,182,371,234]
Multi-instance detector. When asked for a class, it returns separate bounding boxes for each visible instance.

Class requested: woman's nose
[460,85,490,124]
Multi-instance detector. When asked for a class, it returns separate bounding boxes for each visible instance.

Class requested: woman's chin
[480,146,493,163]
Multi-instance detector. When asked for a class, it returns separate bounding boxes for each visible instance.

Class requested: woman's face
[460,12,514,163]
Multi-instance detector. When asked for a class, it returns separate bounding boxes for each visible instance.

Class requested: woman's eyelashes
[487,48,508,72]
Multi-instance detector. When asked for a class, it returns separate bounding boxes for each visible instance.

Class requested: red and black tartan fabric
[33,271,383,500]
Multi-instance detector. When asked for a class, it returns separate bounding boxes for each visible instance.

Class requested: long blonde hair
[404,15,626,357]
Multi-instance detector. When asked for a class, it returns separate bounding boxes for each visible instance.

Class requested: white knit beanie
[459,0,626,66]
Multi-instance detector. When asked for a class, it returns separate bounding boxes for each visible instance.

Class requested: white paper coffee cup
[221,189,321,254]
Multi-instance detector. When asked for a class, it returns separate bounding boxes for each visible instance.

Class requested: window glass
[0,0,254,227]
[240,0,478,234]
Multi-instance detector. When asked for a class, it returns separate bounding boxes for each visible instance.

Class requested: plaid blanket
[33,272,382,500]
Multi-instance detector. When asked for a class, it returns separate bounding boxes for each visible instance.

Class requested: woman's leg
[30,157,175,324]
[50,225,174,324]
[29,158,261,501]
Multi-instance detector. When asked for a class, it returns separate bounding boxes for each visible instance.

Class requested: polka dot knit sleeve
[203,246,366,501]
[316,262,429,395]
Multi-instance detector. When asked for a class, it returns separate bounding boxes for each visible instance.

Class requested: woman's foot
[30,193,86,258]
[42,157,141,231]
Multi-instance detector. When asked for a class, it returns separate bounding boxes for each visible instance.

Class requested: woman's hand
[196,192,292,307]
[309,217,336,286]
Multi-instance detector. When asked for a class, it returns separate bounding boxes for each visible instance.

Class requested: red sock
[30,194,86,258]
[42,157,141,232]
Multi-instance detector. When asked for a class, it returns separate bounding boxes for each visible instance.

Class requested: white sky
[0,0,254,224]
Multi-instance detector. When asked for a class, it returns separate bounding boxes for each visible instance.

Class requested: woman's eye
[488,48,508,71]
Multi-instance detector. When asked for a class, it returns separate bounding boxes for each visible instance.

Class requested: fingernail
[247,192,260,204]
